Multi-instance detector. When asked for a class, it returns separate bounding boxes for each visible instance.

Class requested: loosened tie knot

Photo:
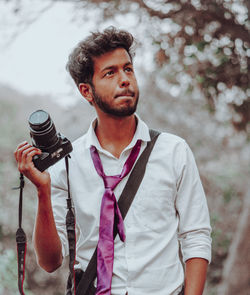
[104,175,121,190]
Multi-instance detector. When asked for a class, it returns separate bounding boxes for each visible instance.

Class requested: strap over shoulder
[149,128,161,139]
[118,129,160,219]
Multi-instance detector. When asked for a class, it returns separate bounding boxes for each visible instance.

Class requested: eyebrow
[101,62,133,73]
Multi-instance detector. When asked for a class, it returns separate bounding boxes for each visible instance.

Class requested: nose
[119,71,130,88]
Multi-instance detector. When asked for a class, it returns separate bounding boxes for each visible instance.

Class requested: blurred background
[0,0,249,294]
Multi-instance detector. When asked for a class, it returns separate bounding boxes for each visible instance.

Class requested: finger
[17,146,33,170]
[19,149,41,173]
[16,143,33,162]
[15,141,29,153]
[26,149,42,163]
[14,141,29,161]
[22,146,40,158]
[18,147,41,171]
[17,140,29,149]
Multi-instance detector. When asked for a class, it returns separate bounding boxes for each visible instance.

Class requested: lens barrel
[29,110,60,152]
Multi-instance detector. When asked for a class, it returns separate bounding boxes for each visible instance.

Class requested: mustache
[115,89,135,98]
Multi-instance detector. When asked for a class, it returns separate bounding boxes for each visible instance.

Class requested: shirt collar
[84,114,150,153]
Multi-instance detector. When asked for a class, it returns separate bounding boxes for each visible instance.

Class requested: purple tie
[90,140,142,295]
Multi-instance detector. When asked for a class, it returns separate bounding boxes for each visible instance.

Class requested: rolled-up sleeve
[176,141,212,263]
[49,163,69,258]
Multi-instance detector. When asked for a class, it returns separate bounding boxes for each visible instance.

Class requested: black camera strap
[65,155,77,295]
[15,173,27,295]
[14,156,76,295]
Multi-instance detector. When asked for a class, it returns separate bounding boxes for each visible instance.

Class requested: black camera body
[32,133,72,172]
[29,110,73,172]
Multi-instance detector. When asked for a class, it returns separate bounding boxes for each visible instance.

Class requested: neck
[95,113,137,158]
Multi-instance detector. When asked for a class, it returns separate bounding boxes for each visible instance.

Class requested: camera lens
[29,110,60,152]
[29,110,50,131]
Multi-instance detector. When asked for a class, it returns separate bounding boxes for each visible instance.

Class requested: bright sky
[0,1,98,105]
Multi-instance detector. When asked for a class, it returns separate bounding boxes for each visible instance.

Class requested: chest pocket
[130,188,177,232]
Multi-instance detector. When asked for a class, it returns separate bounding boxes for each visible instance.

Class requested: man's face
[91,48,139,117]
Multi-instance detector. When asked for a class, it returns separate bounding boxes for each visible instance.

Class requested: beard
[92,86,139,117]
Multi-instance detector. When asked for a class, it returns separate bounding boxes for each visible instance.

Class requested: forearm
[34,185,62,273]
[184,258,208,295]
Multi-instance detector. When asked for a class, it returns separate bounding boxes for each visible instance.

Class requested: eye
[125,67,133,73]
[104,70,114,77]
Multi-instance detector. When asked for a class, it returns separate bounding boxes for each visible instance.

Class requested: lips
[115,90,135,98]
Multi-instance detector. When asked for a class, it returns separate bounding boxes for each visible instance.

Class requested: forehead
[93,48,132,73]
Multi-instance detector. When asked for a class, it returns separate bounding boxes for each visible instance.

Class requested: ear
[79,83,94,104]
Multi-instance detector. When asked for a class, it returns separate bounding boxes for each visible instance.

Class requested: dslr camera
[29,110,73,172]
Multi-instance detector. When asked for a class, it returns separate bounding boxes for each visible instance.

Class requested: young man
[14,27,211,295]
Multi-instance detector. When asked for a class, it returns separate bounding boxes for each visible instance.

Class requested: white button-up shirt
[49,115,212,295]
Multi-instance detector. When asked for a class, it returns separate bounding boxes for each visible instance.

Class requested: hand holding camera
[14,140,50,190]
[14,110,73,190]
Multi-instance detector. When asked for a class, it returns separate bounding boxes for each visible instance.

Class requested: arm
[34,182,63,272]
[184,258,208,295]
[175,141,212,292]
[14,141,62,272]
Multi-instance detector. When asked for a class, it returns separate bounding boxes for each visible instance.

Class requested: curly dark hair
[66,26,135,87]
